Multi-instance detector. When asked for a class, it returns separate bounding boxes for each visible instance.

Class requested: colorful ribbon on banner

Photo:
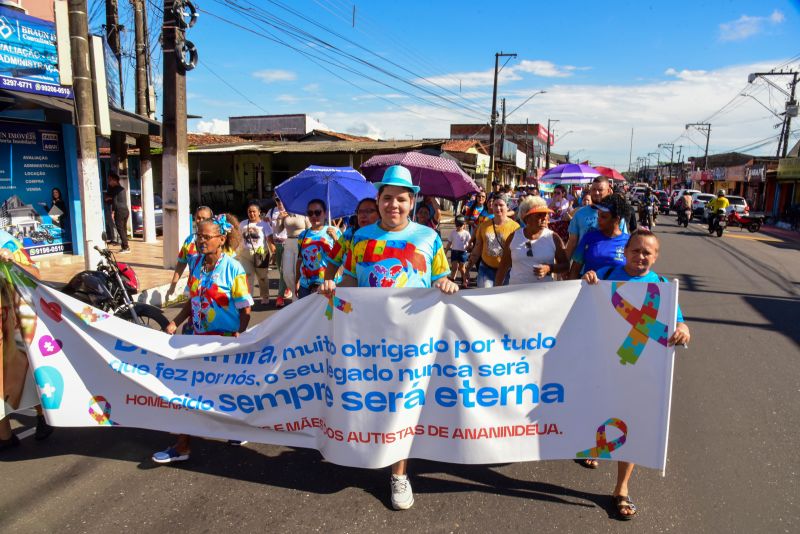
[88,395,117,426]
[325,294,353,320]
[575,417,628,459]
[611,282,668,365]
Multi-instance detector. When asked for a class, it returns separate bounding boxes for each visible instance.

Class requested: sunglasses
[307,209,323,216]
[196,233,222,241]
[525,241,533,257]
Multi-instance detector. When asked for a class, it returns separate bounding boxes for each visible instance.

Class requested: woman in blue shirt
[568,194,629,279]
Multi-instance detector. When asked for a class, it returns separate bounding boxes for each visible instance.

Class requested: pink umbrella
[594,166,626,181]
[360,151,480,200]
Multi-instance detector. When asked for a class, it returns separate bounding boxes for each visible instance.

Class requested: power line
[199,8,462,124]
[198,62,270,114]
[213,0,487,120]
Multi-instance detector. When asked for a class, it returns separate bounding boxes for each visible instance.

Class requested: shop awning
[777,158,800,182]
[0,89,161,136]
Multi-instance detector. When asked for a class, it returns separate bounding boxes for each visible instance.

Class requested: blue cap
[373,165,420,194]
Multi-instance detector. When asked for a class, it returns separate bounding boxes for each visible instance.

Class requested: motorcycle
[708,209,728,237]
[638,200,655,229]
[62,247,169,330]
[727,210,765,233]
[677,207,691,227]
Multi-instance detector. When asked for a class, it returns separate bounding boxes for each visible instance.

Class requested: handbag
[245,223,270,268]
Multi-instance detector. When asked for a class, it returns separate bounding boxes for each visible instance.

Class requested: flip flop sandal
[613,495,638,521]
[574,458,599,469]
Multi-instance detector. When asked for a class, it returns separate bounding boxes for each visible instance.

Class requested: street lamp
[506,90,547,120]
[555,130,574,143]
[740,93,784,119]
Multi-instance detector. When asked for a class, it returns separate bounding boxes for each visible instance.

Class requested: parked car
[691,193,716,220]
[131,191,163,236]
[630,186,648,205]
[703,195,748,221]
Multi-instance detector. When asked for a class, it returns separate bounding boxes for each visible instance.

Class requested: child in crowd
[446,216,471,288]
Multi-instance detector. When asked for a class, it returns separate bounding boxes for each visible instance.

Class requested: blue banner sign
[0,6,73,99]
[0,121,73,257]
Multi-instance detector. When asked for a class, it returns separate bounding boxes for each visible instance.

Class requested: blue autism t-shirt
[298,226,340,288]
[343,221,449,288]
[568,204,628,243]
[596,265,685,322]
[572,230,628,274]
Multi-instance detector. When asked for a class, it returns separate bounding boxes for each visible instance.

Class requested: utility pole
[68,0,104,269]
[499,97,506,184]
[488,51,516,183]
[748,70,799,157]
[658,143,674,185]
[161,0,192,268]
[628,128,634,172]
[685,123,711,170]
[133,0,156,242]
[545,118,558,169]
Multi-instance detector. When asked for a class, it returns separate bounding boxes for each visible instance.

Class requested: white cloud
[417,59,586,88]
[319,59,786,167]
[253,69,297,83]
[192,118,229,135]
[276,94,299,104]
[303,83,320,92]
[719,10,784,41]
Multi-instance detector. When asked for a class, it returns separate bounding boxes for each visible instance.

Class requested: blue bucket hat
[373,165,420,194]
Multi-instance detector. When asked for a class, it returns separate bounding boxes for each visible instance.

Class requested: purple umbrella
[540,163,601,185]
[360,151,480,200]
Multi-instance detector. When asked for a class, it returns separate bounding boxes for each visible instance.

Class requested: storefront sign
[777,158,800,182]
[746,165,765,183]
[515,149,526,170]
[475,153,490,175]
[0,121,72,256]
[0,6,72,99]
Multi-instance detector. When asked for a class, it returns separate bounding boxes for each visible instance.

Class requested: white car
[703,195,748,220]
[691,193,715,220]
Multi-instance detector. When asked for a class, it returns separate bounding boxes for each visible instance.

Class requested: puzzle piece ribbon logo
[576,417,628,459]
[325,293,353,320]
[88,396,117,426]
[611,282,668,365]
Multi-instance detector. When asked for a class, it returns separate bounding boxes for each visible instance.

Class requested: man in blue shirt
[566,176,628,260]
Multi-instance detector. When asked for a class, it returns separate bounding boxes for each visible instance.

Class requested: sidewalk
[37,237,181,307]
[759,224,800,244]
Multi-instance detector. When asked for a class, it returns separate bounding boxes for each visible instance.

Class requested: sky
[106,0,800,168]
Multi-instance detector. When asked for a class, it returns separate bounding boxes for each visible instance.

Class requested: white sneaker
[390,474,414,510]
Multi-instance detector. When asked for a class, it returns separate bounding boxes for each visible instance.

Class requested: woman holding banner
[152,215,253,464]
[0,229,53,450]
[582,229,691,520]
[321,165,457,511]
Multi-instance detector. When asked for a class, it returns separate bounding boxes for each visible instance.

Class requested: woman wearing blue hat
[322,164,458,510]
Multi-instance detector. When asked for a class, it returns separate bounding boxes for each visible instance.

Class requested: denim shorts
[450,250,469,264]
[477,263,508,287]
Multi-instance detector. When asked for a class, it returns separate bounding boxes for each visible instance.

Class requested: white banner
[8,266,678,470]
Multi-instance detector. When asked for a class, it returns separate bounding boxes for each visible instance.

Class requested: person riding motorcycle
[677,192,693,223]
[706,190,730,232]
[639,188,658,227]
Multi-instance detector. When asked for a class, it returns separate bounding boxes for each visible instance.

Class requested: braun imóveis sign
[0,6,72,98]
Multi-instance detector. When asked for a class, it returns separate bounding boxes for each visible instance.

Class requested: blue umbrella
[275,165,377,223]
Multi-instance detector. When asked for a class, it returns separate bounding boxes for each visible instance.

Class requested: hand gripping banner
[5,265,679,470]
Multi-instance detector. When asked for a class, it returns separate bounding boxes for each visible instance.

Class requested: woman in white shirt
[240,202,275,305]
[495,196,569,285]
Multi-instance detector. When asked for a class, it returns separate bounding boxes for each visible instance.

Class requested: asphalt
[1,216,798,533]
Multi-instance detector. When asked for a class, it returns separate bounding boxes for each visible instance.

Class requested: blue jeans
[477,263,508,288]
[298,284,319,299]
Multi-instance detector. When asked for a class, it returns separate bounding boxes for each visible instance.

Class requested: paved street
[1,217,798,534]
